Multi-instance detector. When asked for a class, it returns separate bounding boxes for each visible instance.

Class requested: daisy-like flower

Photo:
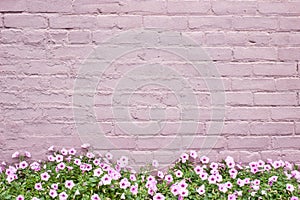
[153,193,165,200]
[286,184,295,192]
[190,150,197,159]
[130,184,138,195]
[65,180,75,190]
[16,195,24,200]
[81,143,90,149]
[164,174,173,183]
[25,151,31,158]
[59,191,68,200]
[12,151,20,159]
[35,182,43,191]
[105,152,113,160]
[68,148,76,155]
[91,194,101,200]
[152,160,159,168]
[48,146,55,151]
[49,189,58,198]
[93,168,103,177]
[175,170,183,178]
[51,183,58,190]
[19,161,28,169]
[41,172,50,181]
[56,155,64,163]
[60,148,68,156]
[197,185,205,195]
[200,156,209,164]
[101,174,112,185]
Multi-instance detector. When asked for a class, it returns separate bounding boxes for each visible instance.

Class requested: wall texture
[0,0,300,166]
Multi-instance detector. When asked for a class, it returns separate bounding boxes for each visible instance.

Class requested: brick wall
[0,0,299,166]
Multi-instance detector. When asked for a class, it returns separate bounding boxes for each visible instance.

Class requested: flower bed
[0,145,299,200]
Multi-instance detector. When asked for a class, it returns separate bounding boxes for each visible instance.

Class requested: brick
[233,47,277,61]
[49,15,97,29]
[181,136,227,150]
[227,137,271,150]
[271,108,300,120]
[215,63,252,77]
[225,92,253,106]
[258,2,300,15]
[296,123,300,135]
[160,121,205,136]
[269,33,290,46]
[202,47,233,61]
[250,122,294,136]
[4,14,47,28]
[289,33,300,45]
[167,1,210,14]
[189,16,232,30]
[206,121,249,135]
[48,45,94,59]
[226,107,270,120]
[0,0,26,12]
[231,78,275,91]
[26,0,72,13]
[253,62,297,76]
[23,30,46,45]
[92,30,121,44]
[254,92,297,106]
[239,151,261,164]
[144,16,188,30]
[275,78,300,90]
[278,48,300,61]
[282,150,300,164]
[232,17,277,31]
[119,1,167,14]
[47,30,68,44]
[260,150,282,161]
[273,136,300,149]
[0,45,46,59]
[136,136,182,150]
[73,0,120,13]
[68,30,91,44]
[279,17,300,31]
[0,29,23,44]
[212,1,257,15]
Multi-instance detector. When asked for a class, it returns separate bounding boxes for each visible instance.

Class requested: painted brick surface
[0,0,299,165]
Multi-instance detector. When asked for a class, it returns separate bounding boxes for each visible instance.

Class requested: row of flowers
[0,144,299,199]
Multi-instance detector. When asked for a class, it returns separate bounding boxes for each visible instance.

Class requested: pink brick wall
[0,0,299,166]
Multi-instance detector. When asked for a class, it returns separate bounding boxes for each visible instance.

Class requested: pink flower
[180,153,189,163]
[57,162,66,170]
[12,151,20,159]
[49,189,58,198]
[200,156,209,164]
[228,194,237,200]
[60,148,68,156]
[25,151,31,158]
[93,168,103,177]
[130,174,137,181]
[152,160,159,168]
[286,184,295,192]
[56,155,64,163]
[87,152,95,159]
[208,175,217,184]
[180,189,189,197]
[190,150,198,159]
[48,146,55,151]
[119,178,131,189]
[175,170,183,178]
[59,191,68,200]
[68,148,76,155]
[81,143,90,149]
[48,155,55,162]
[91,194,101,200]
[164,174,173,183]
[291,197,299,200]
[74,158,81,166]
[41,172,50,181]
[51,183,58,190]
[196,185,205,195]
[16,195,24,200]
[65,180,75,190]
[157,171,164,179]
[171,185,179,196]
[130,184,138,195]
[19,161,28,169]
[35,182,43,191]
[101,174,112,185]
[153,193,165,200]
[105,152,113,160]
